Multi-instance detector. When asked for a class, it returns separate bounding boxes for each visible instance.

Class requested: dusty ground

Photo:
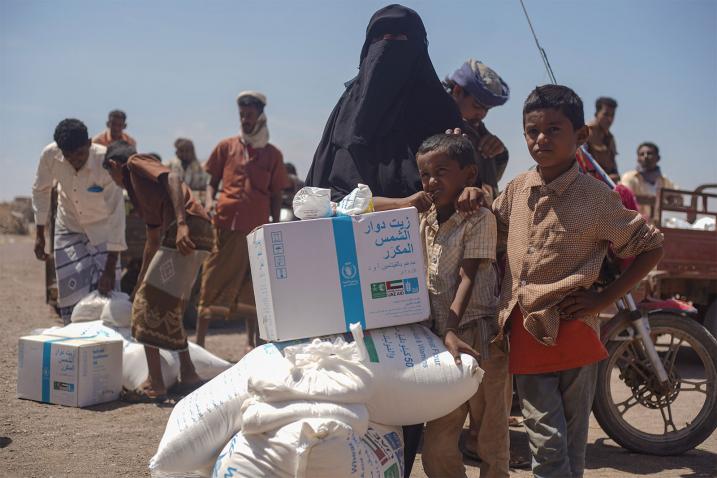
[1,234,715,477]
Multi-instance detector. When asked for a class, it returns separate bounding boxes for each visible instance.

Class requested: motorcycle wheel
[593,313,717,455]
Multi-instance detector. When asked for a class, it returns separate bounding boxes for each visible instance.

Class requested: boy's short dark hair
[108,109,127,121]
[637,142,659,156]
[417,134,477,168]
[103,140,137,168]
[237,95,265,114]
[53,119,89,152]
[523,84,585,130]
[595,97,617,115]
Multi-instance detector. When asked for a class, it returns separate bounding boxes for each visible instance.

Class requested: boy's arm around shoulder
[372,191,433,212]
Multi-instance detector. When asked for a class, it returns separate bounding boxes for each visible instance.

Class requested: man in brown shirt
[493,85,663,477]
[585,96,618,180]
[197,91,290,349]
[104,141,213,402]
[92,109,137,147]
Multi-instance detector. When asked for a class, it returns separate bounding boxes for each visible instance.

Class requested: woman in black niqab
[305,4,463,201]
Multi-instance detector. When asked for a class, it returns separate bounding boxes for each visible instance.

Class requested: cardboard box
[17,335,123,407]
[248,207,429,341]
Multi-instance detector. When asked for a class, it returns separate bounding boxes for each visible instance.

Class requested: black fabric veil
[305,4,463,201]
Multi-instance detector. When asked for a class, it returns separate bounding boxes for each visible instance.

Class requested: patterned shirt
[420,206,498,335]
[492,162,663,346]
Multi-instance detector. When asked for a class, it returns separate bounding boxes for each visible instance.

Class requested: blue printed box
[248,207,429,341]
[17,335,122,407]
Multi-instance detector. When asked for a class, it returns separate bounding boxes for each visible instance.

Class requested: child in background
[377,133,510,478]
[493,85,664,477]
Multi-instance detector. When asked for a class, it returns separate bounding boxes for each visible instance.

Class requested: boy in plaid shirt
[378,133,510,477]
[493,85,663,477]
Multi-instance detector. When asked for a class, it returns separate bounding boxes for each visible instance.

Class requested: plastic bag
[71,291,111,323]
[336,183,374,216]
[292,187,335,220]
[100,292,133,328]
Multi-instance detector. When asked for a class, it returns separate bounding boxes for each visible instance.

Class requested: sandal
[120,387,167,404]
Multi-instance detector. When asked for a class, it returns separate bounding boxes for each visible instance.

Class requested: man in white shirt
[33,119,127,323]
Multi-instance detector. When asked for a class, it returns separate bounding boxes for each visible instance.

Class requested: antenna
[519,0,557,84]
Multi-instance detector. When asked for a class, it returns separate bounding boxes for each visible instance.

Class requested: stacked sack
[150,323,483,477]
[35,292,231,391]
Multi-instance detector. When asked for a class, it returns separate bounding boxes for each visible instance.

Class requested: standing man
[32,119,126,323]
[168,138,208,192]
[444,58,510,201]
[586,97,619,181]
[196,91,290,349]
[93,109,137,147]
[621,142,680,219]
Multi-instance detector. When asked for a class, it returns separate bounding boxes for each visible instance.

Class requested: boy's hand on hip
[444,330,480,366]
[557,288,610,320]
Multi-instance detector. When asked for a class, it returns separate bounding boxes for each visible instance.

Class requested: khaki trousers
[198,227,255,314]
[422,324,511,478]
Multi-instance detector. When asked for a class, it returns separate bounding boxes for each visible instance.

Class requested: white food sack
[247,336,373,404]
[240,399,369,436]
[211,421,403,478]
[354,323,483,426]
[70,291,111,323]
[150,344,292,474]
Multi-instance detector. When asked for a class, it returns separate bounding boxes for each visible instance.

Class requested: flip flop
[170,379,207,395]
[120,387,167,404]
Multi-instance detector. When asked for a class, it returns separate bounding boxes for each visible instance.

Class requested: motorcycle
[576,147,717,455]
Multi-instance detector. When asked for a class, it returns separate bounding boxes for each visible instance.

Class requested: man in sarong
[196,91,290,349]
[32,119,126,323]
[104,141,212,402]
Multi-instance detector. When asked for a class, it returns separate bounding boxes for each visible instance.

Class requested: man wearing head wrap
[306,5,470,476]
[445,59,510,202]
[196,91,290,349]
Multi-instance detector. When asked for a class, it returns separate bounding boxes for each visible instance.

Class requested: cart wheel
[704,299,717,339]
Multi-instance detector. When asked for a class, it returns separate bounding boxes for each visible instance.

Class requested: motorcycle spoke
[680,379,711,395]
[662,335,684,373]
[658,400,678,434]
[615,394,640,416]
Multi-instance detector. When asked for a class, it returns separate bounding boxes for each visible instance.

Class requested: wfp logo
[341,261,357,280]
[340,261,359,287]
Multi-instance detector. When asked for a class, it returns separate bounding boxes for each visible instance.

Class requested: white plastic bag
[336,183,374,216]
[292,187,335,220]
[211,421,403,478]
[100,292,133,328]
[71,291,110,323]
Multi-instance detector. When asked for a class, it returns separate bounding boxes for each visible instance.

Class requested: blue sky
[1,0,715,201]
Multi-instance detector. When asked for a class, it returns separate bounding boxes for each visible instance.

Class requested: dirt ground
[1,234,715,478]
